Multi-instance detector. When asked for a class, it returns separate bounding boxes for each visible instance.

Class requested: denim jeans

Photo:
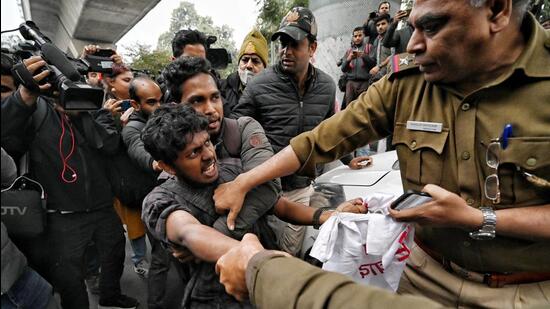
[130,235,146,265]
[0,267,59,309]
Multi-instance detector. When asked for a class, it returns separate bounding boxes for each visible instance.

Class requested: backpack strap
[221,118,241,157]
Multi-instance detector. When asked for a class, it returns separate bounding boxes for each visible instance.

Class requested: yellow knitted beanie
[238,29,269,66]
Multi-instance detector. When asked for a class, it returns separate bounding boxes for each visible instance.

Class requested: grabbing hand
[389,184,483,229]
[335,198,367,213]
[216,234,289,301]
[369,65,380,75]
[213,180,247,231]
[348,156,372,170]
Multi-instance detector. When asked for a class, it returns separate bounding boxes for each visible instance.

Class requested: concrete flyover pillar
[22,0,159,57]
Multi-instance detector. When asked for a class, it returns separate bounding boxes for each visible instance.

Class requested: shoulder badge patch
[389,53,419,79]
[249,133,262,148]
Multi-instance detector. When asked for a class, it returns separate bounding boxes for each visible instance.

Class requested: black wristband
[312,208,324,230]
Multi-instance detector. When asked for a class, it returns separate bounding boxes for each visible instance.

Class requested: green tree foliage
[125,43,171,79]
[255,0,309,42]
[155,1,237,76]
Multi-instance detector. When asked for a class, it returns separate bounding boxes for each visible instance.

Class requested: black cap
[272,7,317,42]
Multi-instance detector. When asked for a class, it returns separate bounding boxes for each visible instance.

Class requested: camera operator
[0,55,138,309]
[1,50,19,102]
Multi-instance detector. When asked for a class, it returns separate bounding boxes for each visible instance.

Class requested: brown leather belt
[414,237,550,288]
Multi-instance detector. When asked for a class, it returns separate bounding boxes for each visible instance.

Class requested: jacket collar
[274,62,317,91]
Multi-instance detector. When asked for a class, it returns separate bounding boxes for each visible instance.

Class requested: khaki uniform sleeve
[248,253,448,309]
[290,76,397,177]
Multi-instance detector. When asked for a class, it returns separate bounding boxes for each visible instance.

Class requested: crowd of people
[1,0,549,309]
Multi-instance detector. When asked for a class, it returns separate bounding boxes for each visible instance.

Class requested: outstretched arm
[166,210,239,262]
[389,184,550,241]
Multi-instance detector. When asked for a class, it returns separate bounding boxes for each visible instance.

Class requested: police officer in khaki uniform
[213,0,550,308]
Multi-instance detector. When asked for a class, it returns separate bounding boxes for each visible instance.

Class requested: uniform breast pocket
[392,123,449,187]
[498,137,550,206]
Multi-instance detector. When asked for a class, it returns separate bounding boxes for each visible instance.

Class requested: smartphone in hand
[120,100,132,112]
[390,190,432,211]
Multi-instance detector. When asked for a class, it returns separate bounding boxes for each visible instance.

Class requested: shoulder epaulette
[388,53,419,79]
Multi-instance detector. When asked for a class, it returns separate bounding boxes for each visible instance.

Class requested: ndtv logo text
[1,206,28,216]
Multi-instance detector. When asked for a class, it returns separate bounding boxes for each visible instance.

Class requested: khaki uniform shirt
[290,14,550,272]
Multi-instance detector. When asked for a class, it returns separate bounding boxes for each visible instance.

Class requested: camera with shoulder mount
[205,35,231,70]
[11,21,104,110]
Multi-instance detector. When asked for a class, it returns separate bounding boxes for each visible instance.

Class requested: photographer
[0,55,138,309]
[382,9,413,54]
[363,1,391,44]
[340,26,376,109]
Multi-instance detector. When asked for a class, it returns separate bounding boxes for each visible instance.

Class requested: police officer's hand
[348,156,372,170]
[213,180,247,231]
[389,184,483,230]
[216,234,290,302]
[19,56,51,106]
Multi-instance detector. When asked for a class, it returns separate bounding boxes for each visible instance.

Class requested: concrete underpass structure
[21,0,160,57]
[310,0,401,104]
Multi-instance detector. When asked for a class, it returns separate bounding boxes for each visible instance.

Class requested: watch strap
[312,208,324,230]
[469,207,497,240]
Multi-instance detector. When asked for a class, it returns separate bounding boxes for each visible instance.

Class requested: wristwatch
[469,207,497,240]
[313,208,330,230]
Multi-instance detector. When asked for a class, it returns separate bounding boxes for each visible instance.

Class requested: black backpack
[108,121,158,209]
[337,74,347,92]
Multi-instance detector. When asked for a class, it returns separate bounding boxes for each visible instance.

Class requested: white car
[300,150,404,260]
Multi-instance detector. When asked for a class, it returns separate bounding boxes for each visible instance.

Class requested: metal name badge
[406,121,443,133]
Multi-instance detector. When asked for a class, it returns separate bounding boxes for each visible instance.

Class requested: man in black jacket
[1,56,137,309]
[231,7,343,256]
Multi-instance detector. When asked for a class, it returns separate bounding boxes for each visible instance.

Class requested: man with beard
[141,104,364,308]
[220,29,269,116]
[214,0,550,308]
[231,7,369,256]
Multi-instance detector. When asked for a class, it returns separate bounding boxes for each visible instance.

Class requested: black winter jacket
[231,64,336,190]
[121,111,155,173]
[219,71,242,117]
[1,91,119,212]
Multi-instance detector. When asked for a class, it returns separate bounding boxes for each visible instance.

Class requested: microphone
[41,43,81,81]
